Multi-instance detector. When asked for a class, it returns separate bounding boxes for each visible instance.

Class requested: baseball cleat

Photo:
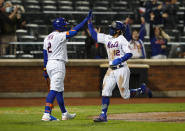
[141,83,152,98]
[62,112,76,120]
[41,113,59,121]
[94,114,107,122]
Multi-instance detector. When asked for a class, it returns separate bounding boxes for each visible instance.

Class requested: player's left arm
[112,53,132,66]
[87,16,97,42]
[66,10,92,38]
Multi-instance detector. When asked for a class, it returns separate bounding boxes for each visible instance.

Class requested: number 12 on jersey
[113,49,120,56]
[47,42,52,53]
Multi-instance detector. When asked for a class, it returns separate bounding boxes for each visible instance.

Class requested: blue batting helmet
[109,21,125,36]
[52,17,69,31]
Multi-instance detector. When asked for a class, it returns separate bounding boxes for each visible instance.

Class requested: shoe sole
[94,118,107,122]
[41,118,59,121]
[94,120,107,122]
[41,118,50,121]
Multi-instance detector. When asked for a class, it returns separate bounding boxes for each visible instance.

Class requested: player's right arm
[66,10,92,38]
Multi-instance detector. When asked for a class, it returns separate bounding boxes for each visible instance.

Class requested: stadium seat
[58,0,73,6]
[93,6,108,11]
[94,1,109,6]
[25,5,41,13]
[76,6,89,11]
[41,0,56,5]
[72,35,86,42]
[37,35,47,41]
[25,24,39,36]
[74,1,89,11]
[18,35,36,42]
[144,36,150,42]
[180,36,185,42]
[68,19,77,26]
[59,6,73,11]
[43,5,57,11]
[111,1,128,11]
[38,25,49,35]
[30,50,43,58]
[11,0,22,5]
[93,0,110,11]
[16,29,28,36]
[23,0,39,5]
[75,1,89,6]
[31,19,44,25]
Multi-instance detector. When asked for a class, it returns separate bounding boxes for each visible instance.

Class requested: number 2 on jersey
[47,42,52,53]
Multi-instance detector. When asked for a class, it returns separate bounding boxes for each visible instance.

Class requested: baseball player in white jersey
[88,12,152,122]
[41,11,92,121]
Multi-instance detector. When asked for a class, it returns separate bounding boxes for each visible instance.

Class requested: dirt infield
[92,112,185,122]
[0,97,185,107]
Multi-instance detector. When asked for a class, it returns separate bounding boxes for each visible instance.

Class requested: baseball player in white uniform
[41,11,92,121]
[88,13,152,122]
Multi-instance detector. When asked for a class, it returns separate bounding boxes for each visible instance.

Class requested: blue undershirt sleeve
[121,53,133,62]
[88,21,97,42]
[43,49,48,68]
[66,17,88,38]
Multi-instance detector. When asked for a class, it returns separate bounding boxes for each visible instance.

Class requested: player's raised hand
[112,58,122,66]
[87,10,92,20]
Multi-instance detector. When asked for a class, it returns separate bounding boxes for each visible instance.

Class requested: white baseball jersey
[97,33,131,99]
[43,31,68,62]
[97,33,131,65]
[43,31,68,92]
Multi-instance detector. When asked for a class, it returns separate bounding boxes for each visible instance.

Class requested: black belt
[110,64,124,70]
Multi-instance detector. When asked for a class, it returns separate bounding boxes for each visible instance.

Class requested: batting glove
[112,58,122,66]
[43,68,49,79]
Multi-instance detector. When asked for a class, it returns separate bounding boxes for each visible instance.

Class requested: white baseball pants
[102,66,130,99]
[46,60,65,92]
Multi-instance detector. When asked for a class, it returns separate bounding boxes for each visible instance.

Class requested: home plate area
[93,112,185,122]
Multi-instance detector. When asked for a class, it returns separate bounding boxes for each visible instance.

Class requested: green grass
[0,103,185,131]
